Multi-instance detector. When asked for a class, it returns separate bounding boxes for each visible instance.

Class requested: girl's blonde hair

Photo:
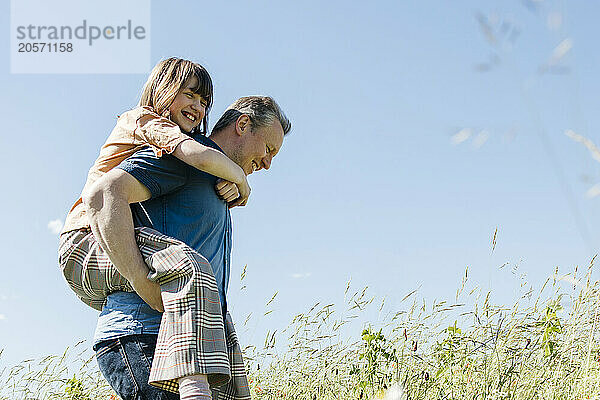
[139,57,213,135]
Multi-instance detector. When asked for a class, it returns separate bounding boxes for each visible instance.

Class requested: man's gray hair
[212,96,291,135]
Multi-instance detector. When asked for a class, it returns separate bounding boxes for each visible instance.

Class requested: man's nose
[261,154,272,170]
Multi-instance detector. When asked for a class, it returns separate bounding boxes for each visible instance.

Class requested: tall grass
[245,261,600,399]
[0,341,115,399]
[2,262,599,399]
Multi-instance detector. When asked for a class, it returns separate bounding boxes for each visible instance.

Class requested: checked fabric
[58,227,250,399]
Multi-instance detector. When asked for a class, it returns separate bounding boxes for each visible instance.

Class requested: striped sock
[178,374,212,400]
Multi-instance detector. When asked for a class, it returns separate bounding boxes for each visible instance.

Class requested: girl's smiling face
[168,76,207,133]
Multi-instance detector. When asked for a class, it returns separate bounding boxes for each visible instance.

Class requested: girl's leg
[59,229,134,311]
[178,375,211,400]
[59,227,248,397]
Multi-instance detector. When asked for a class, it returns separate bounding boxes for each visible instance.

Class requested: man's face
[233,119,285,176]
[168,76,207,133]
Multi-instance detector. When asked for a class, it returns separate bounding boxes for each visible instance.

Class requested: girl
[59,57,250,399]
[61,57,248,309]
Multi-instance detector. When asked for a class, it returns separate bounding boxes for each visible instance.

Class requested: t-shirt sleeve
[117,147,187,198]
[133,108,192,157]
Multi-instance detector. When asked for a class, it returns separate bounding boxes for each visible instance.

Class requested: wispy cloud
[0,314,6,321]
[472,130,490,149]
[47,219,64,235]
[291,272,312,279]
[451,128,491,149]
[451,128,472,145]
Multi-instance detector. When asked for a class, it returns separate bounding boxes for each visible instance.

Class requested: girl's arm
[172,139,250,205]
[135,109,250,205]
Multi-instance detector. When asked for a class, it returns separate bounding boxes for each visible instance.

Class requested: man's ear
[235,114,251,136]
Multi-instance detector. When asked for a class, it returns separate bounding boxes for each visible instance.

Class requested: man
[85,96,291,399]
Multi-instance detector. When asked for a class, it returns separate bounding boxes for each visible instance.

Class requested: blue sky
[1,0,599,369]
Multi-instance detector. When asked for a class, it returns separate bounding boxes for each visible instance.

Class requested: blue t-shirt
[94,135,232,345]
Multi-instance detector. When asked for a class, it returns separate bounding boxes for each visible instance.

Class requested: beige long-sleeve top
[62,106,191,233]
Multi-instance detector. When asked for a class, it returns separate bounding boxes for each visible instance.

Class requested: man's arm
[82,168,164,312]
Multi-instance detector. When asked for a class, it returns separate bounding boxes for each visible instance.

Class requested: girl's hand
[215,178,251,208]
[231,176,250,208]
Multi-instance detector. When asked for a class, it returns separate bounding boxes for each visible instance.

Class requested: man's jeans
[95,334,179,400]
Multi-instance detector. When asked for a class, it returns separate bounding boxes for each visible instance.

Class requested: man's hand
[130,274,164,312]
[215,178,250,208]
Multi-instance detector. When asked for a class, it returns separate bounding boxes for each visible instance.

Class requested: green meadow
[2,260,599,400]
